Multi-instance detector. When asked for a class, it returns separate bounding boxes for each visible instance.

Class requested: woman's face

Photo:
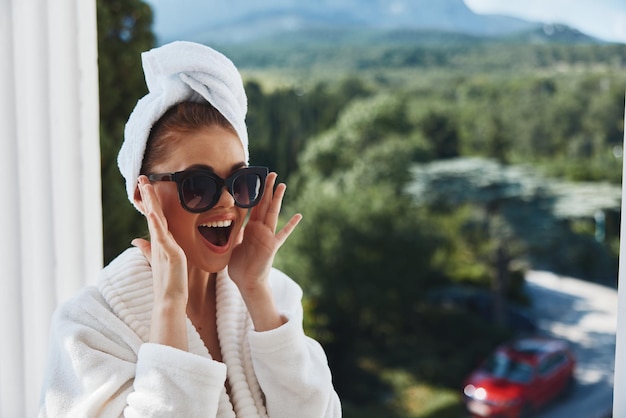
[144,125,248,274]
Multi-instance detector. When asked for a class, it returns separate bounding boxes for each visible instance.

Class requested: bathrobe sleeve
[247,269,342,418]
[38,286,228,418]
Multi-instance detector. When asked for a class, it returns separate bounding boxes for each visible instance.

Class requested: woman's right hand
[132,175,189,350]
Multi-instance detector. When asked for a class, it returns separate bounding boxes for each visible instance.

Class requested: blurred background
[97,1,624,416]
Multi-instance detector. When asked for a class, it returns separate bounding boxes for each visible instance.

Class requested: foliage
[97,0,155,263]
[435,73,623,182]
[241,49,626,186]
[407,157,620,282]
[274,96,514,408]
[221,32,626,73]
[246,76,372,177]
[342,367,466,418]
[257,41,624,411]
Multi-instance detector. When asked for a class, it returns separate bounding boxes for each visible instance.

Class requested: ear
[133,179,146,215]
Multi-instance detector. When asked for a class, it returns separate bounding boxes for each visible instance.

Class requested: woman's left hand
[228,172,301,327]
[229,172,301,291]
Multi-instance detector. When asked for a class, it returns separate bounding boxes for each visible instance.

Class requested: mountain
[152,0,540,44]
[508,23,601,44]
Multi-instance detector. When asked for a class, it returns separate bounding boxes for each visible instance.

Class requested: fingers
[138,176,167,239]
[275,213,303,246]
[245,171,302,250]
[265,182,286,233]
[135,178,188,307]
[250,172,288,232]
[137,176,181,256]
[250,172,277,223]
[138,176,164,219]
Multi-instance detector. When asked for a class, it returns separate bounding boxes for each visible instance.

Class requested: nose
[213,185,236,208]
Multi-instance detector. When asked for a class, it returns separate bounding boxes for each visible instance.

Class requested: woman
[39,41,341,417]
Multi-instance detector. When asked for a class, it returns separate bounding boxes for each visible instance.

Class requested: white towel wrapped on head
[117,41,249,209]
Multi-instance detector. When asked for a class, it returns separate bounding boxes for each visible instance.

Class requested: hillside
[213,26,612,74]
[151,0,540,44]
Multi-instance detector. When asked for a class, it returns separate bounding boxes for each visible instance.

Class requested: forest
[97,1,624,416]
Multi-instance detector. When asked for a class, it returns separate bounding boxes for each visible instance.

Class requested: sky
[464,0,626,43]
[144,0,626,44]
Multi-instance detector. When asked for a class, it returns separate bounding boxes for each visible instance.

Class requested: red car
[463,336,576,418]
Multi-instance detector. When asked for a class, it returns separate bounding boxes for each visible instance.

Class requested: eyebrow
[184,162,247,172]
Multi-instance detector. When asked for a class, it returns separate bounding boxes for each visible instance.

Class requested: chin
[179,243,227,275]
[199,252,232,274]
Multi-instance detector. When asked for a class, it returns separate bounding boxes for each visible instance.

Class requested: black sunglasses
[147,166,268,213]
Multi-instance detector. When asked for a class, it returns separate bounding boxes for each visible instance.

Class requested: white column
[76,0,103,291]
[0,0,25,415]
[12,2,57,414]
[48,0,102,301]
[0,0,101,415]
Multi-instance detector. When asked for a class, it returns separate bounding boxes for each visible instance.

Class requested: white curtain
[0,0,101,416]
[614,98,626,417]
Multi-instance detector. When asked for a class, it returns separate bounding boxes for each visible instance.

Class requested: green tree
[279,180,445,401]
[407,157,619,282]
[420,110,459,159]
[276,94,484,404]
[97,0,155,263]
[246,76,371,178]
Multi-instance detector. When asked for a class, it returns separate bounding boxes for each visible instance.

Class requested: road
[524,271,616,418]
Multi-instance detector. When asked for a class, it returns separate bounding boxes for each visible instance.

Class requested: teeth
[200,220,233,228]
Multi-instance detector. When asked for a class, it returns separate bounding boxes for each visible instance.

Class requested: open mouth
[198,220,233,247]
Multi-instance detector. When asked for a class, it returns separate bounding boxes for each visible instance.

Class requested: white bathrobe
[39,248,341,417]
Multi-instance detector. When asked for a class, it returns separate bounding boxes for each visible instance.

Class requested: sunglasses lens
[232,172,263,207]
[181,174,218,211]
